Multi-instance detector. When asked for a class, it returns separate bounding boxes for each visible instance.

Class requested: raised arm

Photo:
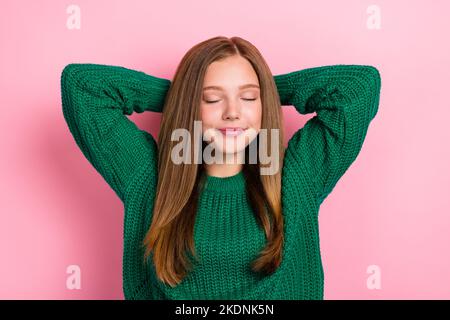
[60,63,171,202]
[274,64,381,205]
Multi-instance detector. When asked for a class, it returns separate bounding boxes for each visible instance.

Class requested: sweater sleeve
[274,64,381,205]
[60,63,171,202]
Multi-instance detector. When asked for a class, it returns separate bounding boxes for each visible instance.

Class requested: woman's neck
[203,151,245,177]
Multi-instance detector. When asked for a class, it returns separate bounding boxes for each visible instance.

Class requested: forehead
[203,56,259,89]
[203,84,260,91]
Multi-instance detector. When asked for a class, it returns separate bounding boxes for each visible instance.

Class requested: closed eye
[205,98,257,104]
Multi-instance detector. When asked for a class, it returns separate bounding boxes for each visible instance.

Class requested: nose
[223,99,241,121]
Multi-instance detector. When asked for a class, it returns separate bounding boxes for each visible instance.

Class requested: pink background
[1,0,449,299]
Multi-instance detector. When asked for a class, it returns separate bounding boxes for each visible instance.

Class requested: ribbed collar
[200,170,246,193]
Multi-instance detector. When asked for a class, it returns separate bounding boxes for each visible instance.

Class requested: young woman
[60,36,381,300]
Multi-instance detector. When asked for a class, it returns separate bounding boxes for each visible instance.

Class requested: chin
[217,143,248,157]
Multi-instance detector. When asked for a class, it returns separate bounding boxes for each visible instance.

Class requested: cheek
[256,104,262,126]
[200,105,219,129]
[245,103,262,129]
[200,105,211,123]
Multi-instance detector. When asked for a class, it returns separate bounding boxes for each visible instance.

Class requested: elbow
[60,64,86,118]
[367,66,381,120]
[61,63,82,89]
[61,63,93,92]
[357,65,381,120]
[366,65,381,93]
[360,65,381,94]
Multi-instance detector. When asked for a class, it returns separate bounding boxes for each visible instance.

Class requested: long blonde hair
[142,36,285,287]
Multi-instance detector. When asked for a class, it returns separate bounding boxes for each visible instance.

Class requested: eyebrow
[203,84,260,91]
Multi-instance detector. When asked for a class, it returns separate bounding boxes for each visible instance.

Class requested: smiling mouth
[218,128,247,136]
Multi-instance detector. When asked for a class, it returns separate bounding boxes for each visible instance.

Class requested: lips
[218,127,246,136]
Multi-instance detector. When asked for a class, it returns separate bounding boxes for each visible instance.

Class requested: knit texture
[60,63,381,300]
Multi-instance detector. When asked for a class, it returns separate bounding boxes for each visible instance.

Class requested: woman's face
[200,55,262,156]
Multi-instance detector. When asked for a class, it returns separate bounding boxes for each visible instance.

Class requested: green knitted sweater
[60,62,381,300]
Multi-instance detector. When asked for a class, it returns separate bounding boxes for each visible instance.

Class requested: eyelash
[205,98,257,104]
